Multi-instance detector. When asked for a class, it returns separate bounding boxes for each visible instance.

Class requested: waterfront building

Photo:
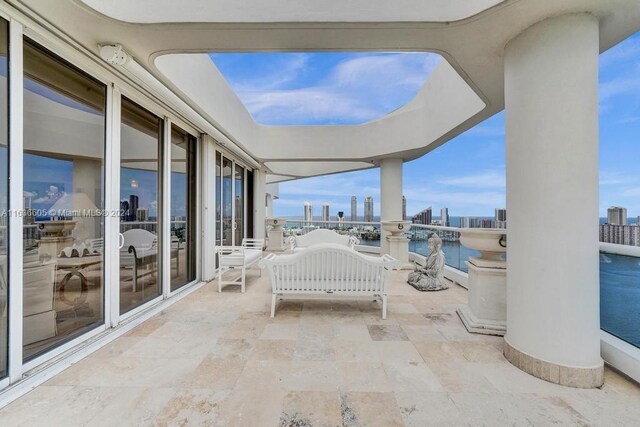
[440,207,450,227]
[495,208,507,228]
[460,216,470,228]
[607,206,627,225]
[600,224,640,246]
[350,195,357,222]
[479,219,495,228]
[304,202,313,222]
[364,196,374,223]
[322,202,330,222]
[402,195,406,220]
[411,207,432,225]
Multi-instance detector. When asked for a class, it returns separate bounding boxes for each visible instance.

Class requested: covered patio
[1,268,638,426]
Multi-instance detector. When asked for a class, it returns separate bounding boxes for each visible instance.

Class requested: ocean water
[366,238,640,349]
[600,253,640,348]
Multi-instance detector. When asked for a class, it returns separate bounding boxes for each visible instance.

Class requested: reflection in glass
[215,152,221,266]
[23,39,106,361]
[0,18,8,377]
[222,157,232,246]
[120,98,161,314]
[235,165,244,244]
[170,124,196,291]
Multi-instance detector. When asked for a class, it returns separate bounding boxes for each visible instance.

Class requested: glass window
[170,124,196,291]
[119,97,162,314]
[234,164,244,244]
[0,18,8,378]
[215,151,221,248]
[222,157,232,246]
[23,39,106,361]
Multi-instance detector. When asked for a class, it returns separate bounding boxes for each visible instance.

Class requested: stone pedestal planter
[456,228,507,336]
[381,220,412,269]
[266,217,286,251]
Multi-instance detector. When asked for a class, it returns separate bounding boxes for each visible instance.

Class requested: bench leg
[218,268,223,293]
[270,294,277,318]
[382,295,387,320]
[241,267,246,293]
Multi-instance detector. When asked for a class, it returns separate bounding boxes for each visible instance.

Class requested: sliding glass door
[222,157,233,247]
[169,124,196,291]
[119,97,162,314]
[0,18,8,379]
[22,38,106,361]
[234,164,244,244]
[215,152,249,259]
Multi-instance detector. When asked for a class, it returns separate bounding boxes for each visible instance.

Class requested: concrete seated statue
[407,234,448,291]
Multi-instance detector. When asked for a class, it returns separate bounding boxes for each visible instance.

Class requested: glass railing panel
[280,220,381,247]
[600,250,640,348]
[408,224,479,273]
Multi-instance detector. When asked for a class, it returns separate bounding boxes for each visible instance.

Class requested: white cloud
[599,38,640,68]
[437,171,505,189]
[621,187,640,197]
[239,88,380,125]
[213,52,441,124]
[600,171,636,186]
[600,76,640,103]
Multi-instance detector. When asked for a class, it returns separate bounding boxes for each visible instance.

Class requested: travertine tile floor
[2,267,640,426]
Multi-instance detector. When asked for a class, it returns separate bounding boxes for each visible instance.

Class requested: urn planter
[381,220,412,269]
[456,228,508,336]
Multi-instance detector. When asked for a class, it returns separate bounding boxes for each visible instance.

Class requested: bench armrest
[258,253,277,269]
[286,235,297,250]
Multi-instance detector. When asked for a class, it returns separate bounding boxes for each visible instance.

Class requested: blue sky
[211,34,640,218]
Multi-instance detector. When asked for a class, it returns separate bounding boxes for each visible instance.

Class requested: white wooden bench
[217,238,264,293]
[120,229,158,292]
[287,229,359,252]
[259,243,399,319]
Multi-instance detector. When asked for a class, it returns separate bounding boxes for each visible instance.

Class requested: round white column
[504,13,603,388]
[380,158,403,255]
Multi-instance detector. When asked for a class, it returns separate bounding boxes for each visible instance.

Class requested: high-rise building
[607,206,627,225]
[351,195,357,222]
[402,196,406,220]
[440,207,449,227]
[479,219,494,228]
[364,196,374,223]
[460,216,470,228]
[600,224,640,246]
[304,202,313,222]
[322,203,330,222]
[120,200,130,221]
[136,207,149,222]
[411,207,432,225]
[495,208,507,229]
[129,195,139,222]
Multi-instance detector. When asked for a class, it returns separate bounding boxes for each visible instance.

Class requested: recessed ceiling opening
[209,52,442,126]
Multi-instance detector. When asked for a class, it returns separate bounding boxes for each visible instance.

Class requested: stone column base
[457,305,506,336]
[503,339,604,388]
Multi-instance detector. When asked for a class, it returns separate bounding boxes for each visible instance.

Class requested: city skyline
[211,32,640,217]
